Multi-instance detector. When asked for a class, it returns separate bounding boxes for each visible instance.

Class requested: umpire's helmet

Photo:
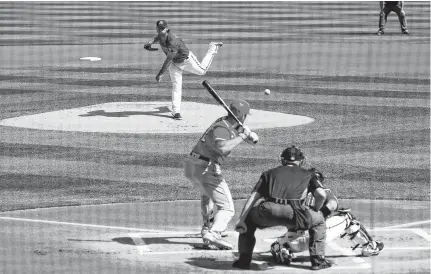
[281,145,305,162]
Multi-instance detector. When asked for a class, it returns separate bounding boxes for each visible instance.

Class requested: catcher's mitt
[144,44,158,51]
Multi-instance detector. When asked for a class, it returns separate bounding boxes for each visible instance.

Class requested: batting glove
[238,125,251,137]
[247,132,259,144]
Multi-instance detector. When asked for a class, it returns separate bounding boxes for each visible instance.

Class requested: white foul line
[410,229,431,242]
[0,216,197,235]
[383,247,431,250]
[381,220,431,229]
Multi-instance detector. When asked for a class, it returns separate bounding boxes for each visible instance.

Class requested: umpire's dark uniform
[238,164,327,265]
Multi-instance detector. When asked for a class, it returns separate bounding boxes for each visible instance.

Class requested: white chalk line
[382,220,431,229]
[128,233,151,253]
[383,247,431,250]
[0,216,197,235]
[327,242,371,268]
[247,261,370,271]
[410,229,431,242]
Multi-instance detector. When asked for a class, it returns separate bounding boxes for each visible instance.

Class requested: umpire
[233,145,332,270]
[377,1,409,35]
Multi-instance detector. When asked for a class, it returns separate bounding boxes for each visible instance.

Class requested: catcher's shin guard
[325,213,351,243]
[341,216,374,252]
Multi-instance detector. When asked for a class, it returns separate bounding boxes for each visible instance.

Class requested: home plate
[80,57,101,61]
[0,102,315,134]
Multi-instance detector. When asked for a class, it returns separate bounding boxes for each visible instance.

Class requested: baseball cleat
[376,30,384,35]
[202,230,233,250]
[311,256,333,270]
[172,113,182,120]
[402,30,410,35]
[232,254,252,269]
[232,259,251,270]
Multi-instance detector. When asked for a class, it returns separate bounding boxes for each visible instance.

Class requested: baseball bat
[202,80,243,126]
[202,80,258,144]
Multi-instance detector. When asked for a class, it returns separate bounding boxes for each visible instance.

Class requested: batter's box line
[379,220,431,229]
[372,220,431,242]
[0,216,202,235]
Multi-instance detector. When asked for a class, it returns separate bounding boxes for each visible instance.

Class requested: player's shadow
[112,235,209,250]
[185,256,311,271]
[185,258,240,271]
[79,106,172,118]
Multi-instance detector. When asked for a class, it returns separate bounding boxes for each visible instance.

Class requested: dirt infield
[0,199,429,273]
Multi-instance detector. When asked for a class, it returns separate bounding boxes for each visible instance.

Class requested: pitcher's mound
[0,102,314,133]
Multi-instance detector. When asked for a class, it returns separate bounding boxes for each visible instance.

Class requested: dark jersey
[384,1,401,6]
[253,165,321,200]
[254,165,323,229]
[157,31,190,63]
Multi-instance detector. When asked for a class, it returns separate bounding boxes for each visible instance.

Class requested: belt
[267,197,303,205]
[190,152,210,162]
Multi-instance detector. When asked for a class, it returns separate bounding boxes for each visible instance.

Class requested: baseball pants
[184,155,235,233]
[168,43,219,114]
[238,201,326,258]
[379,4,407,32]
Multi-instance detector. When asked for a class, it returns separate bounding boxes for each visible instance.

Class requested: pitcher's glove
[144,43,158,51]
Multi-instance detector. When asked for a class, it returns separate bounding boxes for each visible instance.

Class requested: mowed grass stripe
[0,173,198,211]
[0,88,47,95]
[0,143,273,169]
[1,130,428,169]
[2,72,428,91]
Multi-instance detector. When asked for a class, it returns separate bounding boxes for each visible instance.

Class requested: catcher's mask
[280,145,305,165]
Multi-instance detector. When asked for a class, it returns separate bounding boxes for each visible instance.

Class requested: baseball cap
[156,20,168,29]
[230,99,251,117]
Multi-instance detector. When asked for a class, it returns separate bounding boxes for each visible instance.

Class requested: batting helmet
[230,99,250,117]
[280,145,305,162]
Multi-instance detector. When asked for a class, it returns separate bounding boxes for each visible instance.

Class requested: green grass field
[0,1,429,212]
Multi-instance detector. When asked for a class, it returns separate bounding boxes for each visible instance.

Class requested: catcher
[270,170,384,266]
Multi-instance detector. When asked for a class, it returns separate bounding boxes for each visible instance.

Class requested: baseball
[264,89,270,95]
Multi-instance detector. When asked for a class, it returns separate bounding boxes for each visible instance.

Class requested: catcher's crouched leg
[342,214,384,256]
